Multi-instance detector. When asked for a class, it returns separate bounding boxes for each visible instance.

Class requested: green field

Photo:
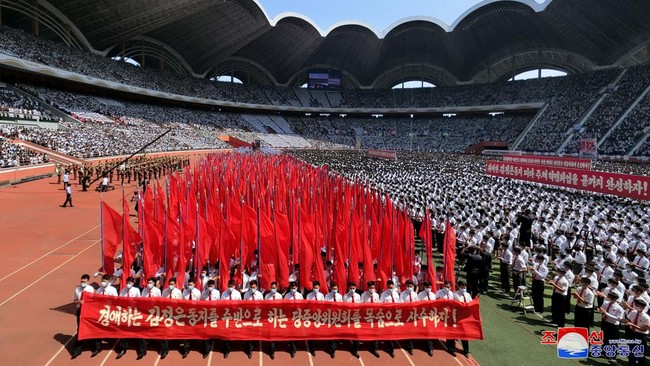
[466,269,640,366]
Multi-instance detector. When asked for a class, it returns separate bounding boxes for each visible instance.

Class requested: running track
[0,161,480,366]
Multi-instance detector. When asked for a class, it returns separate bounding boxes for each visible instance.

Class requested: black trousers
[512,271,524,290]
[203,340,213,355]
[500,263,510,292]
[116,339,147,355]
[551,292,566,327]
[269,341,295,355]
[602,322,619,359]
[467,272,479,299]
[564,287,572,314]
[72,308,101,355]
[574,306,593,330]
[531,279,545,313]
[62,194,72,207]
[445,339,469,353]
[597,283,607,307]
[627,332,646,365]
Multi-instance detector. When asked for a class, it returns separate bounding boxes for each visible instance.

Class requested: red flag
[419,209,436,286]
[258,209,276,290]
[443,219,457,291]
[299,206,315,290]
[101,202,122,276]
[348,210,362,288]
[274,211,291,289]
[142,214,163,280]
[121,199,142,291]
[165,217,180,287]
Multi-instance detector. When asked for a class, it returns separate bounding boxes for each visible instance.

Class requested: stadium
[0,0,649,365]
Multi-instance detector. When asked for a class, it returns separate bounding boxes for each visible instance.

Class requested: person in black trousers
[61,183,73,208]
[462,245,482,298]
[547,268,568,327]
[530,255,548,313]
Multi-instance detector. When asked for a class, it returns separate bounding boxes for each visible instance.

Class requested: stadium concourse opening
[0,0,650,365]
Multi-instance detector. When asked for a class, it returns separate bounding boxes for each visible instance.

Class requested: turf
[464,268,637,366]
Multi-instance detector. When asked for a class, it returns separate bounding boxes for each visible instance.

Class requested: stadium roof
[12,0,650,87]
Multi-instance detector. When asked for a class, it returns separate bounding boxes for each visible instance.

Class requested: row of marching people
[70,273,474,360]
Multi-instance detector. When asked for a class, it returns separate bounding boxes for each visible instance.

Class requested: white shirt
[183,287,201,300]
[500,249,513,264]
[324,292,343,302]
[343,292,361,303]
[435,288,455,300]
[380,289,401,303]
[74,285,94,307]
[306,291,325,301]
[120,286,141,298]
[361,291,380,303]
[598,266,614,284]
[142,286,161,297]
[418,290,436,301]
[244,289,264,300]
[454,290,473,303]
[400,288,418,302]
[97,285,118,297]
[532,263,548,281]
[201,288,221,301]
[221,288,242,300]
[632,256,650,271]
[626,310,650,334]
[601,300,625,325]
[162,287,183,299]
[102,177,108,186]
[574,251,587,265]
[551,276,568,296]
[265,291,283,300]
[574,286,594,308]
[284,291,304,300]
[65,186,72,194]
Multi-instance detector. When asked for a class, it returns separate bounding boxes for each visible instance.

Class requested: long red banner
[503,154,592,170]
[79,292,483,341]
[367,149,397,160]
[486,161,650,201]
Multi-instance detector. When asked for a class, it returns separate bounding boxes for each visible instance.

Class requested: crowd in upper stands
[1,23,650,161]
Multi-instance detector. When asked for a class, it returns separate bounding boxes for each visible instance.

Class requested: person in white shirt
[401,280,419,302]
[343,282,361,358]
[242,280,263,359]
[599,291,624,359]
[159,278,182,359]
[61,182,73,207]
[97,274,118,296]
[138,277,161,359]
[305,281,325,356]
[101,175,109,192]
[322,282,341,358]
[381,280,401,303]
[546,268,569,327]
[71,274,101,359]
[615,250,629,270]
[499,243,513,293]
[623,299,650,364]
[573,277,595,330]
[220,279,241,359]
[264,281,282,359]
[631,249,650,272]
[446,281,472,357]
[179,278,202,358]
[280,281,302,358]
[562,262,575,315]
[415,281,435,356]
[360,281,387,358]
[200,279,219,359]
[264,281,283,300]
[530,254,548,313]
[435,281,455,300]
[115,277,145,359]
[573,246,587,275]
[597,259,615,307]
[201,279,220,301]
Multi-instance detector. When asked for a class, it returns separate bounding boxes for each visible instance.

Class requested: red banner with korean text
[366,149,397,161]
[486,161,650,201]
[503,154,592,170]
[78,292,483,341]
